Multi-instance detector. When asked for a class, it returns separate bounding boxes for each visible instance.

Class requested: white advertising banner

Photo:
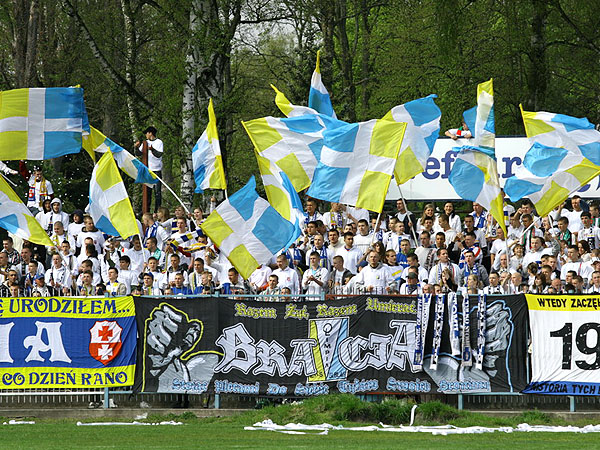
[387,137,600,200]
[524,294,600,395]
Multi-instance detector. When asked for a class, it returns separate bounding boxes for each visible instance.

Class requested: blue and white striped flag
[84,126,158,185]
[88,151,139,239]
[0,87,90,160]
[383,94,441,184]
[309,50,337,119]
[307,119,406,212]
[192,98,226,193]
[201,176,298,279]
[504,107,600,217]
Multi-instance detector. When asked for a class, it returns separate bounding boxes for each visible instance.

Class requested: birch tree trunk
[179,0,200,209]
[12,0,40,88]
[119,0,141,139]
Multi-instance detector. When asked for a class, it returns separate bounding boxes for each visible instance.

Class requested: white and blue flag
[309,50,337,119]
[201,176,298,279]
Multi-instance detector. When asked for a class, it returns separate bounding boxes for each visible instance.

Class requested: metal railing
[0,293,596,413]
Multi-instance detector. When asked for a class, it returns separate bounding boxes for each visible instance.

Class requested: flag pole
[370,211,382,245]
[138,232,148,277]
[516,185,585,243]
[398,185,419,246]
[0,172,17,187]
[153,174,191,216]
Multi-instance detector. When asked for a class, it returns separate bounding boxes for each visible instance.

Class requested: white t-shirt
[27,178,54,208]
[139,138,164,171]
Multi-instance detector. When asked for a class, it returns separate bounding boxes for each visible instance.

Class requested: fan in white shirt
[272,254,300,295]
[117,256,139,294]
[521,236,551,270]
[483,272,504,294]
[560,245,593,281]
[353,250,395,294]
[337,233,363,274]
[125,236,150,276]
[303,199,324,231]
[353,219,373,255]
[302,252,329,296]
[248,264,272,292]
[400,254,429,283]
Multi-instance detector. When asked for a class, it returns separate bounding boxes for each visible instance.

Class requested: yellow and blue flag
[255,150,304,242]
[0,87,90,160]
[504,107,600,217]
[242,114,343,192]
[192,99,226,193]
[271,84,319,118]
[84,126,158,185]
[462,79,495,150]
[88,151,139,239]
[306,119,406,213]
[449,79,506,235]
[383,94,441,184]
[309,50,337,119]
[0,175,53,246]
[201,176,298,279]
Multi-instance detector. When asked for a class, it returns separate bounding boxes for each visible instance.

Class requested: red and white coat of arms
[89,321,123,365]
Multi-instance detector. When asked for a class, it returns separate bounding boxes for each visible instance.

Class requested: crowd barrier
[0,293,599,412]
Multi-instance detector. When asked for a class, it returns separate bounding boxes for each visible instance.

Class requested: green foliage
[1,0,600,200]
[416,400,461,423]
[515,410,552,425]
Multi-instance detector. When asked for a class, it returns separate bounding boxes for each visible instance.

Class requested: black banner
[134,294,528,396]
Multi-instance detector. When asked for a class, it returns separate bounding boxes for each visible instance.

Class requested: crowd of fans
[4,164,600,299]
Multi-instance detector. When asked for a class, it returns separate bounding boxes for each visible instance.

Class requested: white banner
[387,137,600,200]
[524,294,600,395]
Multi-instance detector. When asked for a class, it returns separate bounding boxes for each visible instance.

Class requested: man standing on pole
[135,126,163,212]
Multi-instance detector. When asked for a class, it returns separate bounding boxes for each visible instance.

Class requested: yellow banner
[0,296,134,319]
[526,294,600,312]
[0,366,135,389]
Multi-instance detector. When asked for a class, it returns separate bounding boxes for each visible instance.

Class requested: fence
[0,293,598,413]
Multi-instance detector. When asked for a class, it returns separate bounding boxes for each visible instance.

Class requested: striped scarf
[169,229,205,254]
[144,222,159,244]
[28,177,48,207]
[429,294,445,370]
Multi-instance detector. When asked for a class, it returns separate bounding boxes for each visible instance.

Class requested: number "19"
[550,323,600,370]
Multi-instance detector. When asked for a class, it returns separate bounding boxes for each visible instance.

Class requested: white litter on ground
[3,420,35,425]
[245,419,600,435]
[76,421,182,426]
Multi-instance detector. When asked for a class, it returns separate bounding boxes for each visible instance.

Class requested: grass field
[3,421,600,449]
[2,396,599,449]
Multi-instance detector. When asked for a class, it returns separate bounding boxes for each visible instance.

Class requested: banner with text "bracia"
[0,296,136,389]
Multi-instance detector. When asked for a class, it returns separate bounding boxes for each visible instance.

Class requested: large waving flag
[504,107,600,217]
[463,79,495,150]
[201,177,297,279]
[0,87,89,160]
[450,146,506,235]
[0,176,53,246]
[88,151,139,239]
[272,84,319,118]
[383,94,441,184]
[306,119,406,212]
[192,99,226,193]
[309,50,336,119]
[255,150,304,242]
[242,114,335,192]
[449,79,505,235]
[84,126,158,185]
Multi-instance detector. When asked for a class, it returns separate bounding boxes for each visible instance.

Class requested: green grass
[2,420,600,449]
[1,396,599,449]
